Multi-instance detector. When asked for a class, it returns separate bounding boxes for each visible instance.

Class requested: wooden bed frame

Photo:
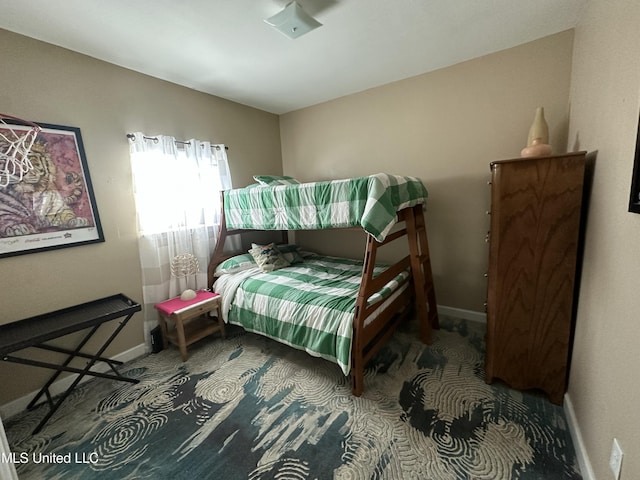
[207,197,439,396]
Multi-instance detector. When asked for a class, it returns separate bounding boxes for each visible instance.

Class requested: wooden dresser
[484,151,587,404]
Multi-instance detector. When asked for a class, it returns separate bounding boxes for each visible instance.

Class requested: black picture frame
[629,113,640,213]
[0,122,105,257]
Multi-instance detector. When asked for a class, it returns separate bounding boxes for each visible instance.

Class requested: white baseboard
[0,343,148,419]
[437,305,486,324]
[564,393,595,480]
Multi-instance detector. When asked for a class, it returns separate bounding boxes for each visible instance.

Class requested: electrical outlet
[609,438,623,479]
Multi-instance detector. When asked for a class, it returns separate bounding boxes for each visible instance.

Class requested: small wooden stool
[154,291,225,361]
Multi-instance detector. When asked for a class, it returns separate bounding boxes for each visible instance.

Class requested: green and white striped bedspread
[214,255,409,375]
[224,173,428,242]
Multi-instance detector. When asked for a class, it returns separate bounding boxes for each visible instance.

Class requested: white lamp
[170,253,199,301]
[265,1,322,39]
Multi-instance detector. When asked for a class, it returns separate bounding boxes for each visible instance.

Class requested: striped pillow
[252,175,300,186]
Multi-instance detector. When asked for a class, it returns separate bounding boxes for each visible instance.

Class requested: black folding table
[0,293,141,434]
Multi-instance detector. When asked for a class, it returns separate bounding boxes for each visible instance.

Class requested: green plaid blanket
[224,173,428,241]
[214,254,409,375]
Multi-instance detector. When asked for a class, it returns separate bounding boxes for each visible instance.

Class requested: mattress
[223,173,428,242]
[213,253,409,375]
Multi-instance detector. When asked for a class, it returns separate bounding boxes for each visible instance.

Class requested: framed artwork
[0,122,104,257]
[629,113,640,214]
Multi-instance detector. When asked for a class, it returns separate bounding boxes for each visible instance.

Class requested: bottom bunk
[208,204,439,396]
[214,251,410,376]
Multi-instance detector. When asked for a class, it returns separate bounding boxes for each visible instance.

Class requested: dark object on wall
[0,122,104,257]
[484,151,588,405]
[150,326,164,354]
[629,113,640,213]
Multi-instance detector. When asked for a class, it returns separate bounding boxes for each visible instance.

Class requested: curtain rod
[126,133,228,150]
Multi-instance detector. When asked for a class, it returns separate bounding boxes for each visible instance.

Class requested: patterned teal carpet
[5,316,581,479]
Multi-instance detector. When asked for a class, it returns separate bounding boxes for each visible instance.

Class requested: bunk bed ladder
[405,205,439,344]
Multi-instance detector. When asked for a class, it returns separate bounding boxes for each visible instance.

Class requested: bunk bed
[206,173,439,395]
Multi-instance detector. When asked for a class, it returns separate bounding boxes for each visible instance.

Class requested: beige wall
[567,0,640,477]
[280,31,575,311]
[0,29,281,405]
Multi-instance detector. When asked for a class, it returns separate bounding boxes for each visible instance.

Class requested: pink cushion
[154,291,219,316]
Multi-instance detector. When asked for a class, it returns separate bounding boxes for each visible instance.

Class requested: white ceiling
[0,0,587,114]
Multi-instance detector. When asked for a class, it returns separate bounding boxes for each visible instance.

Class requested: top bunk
[222,173,428,242]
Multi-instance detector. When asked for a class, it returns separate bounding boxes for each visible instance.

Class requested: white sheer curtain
[128,133,232,345]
